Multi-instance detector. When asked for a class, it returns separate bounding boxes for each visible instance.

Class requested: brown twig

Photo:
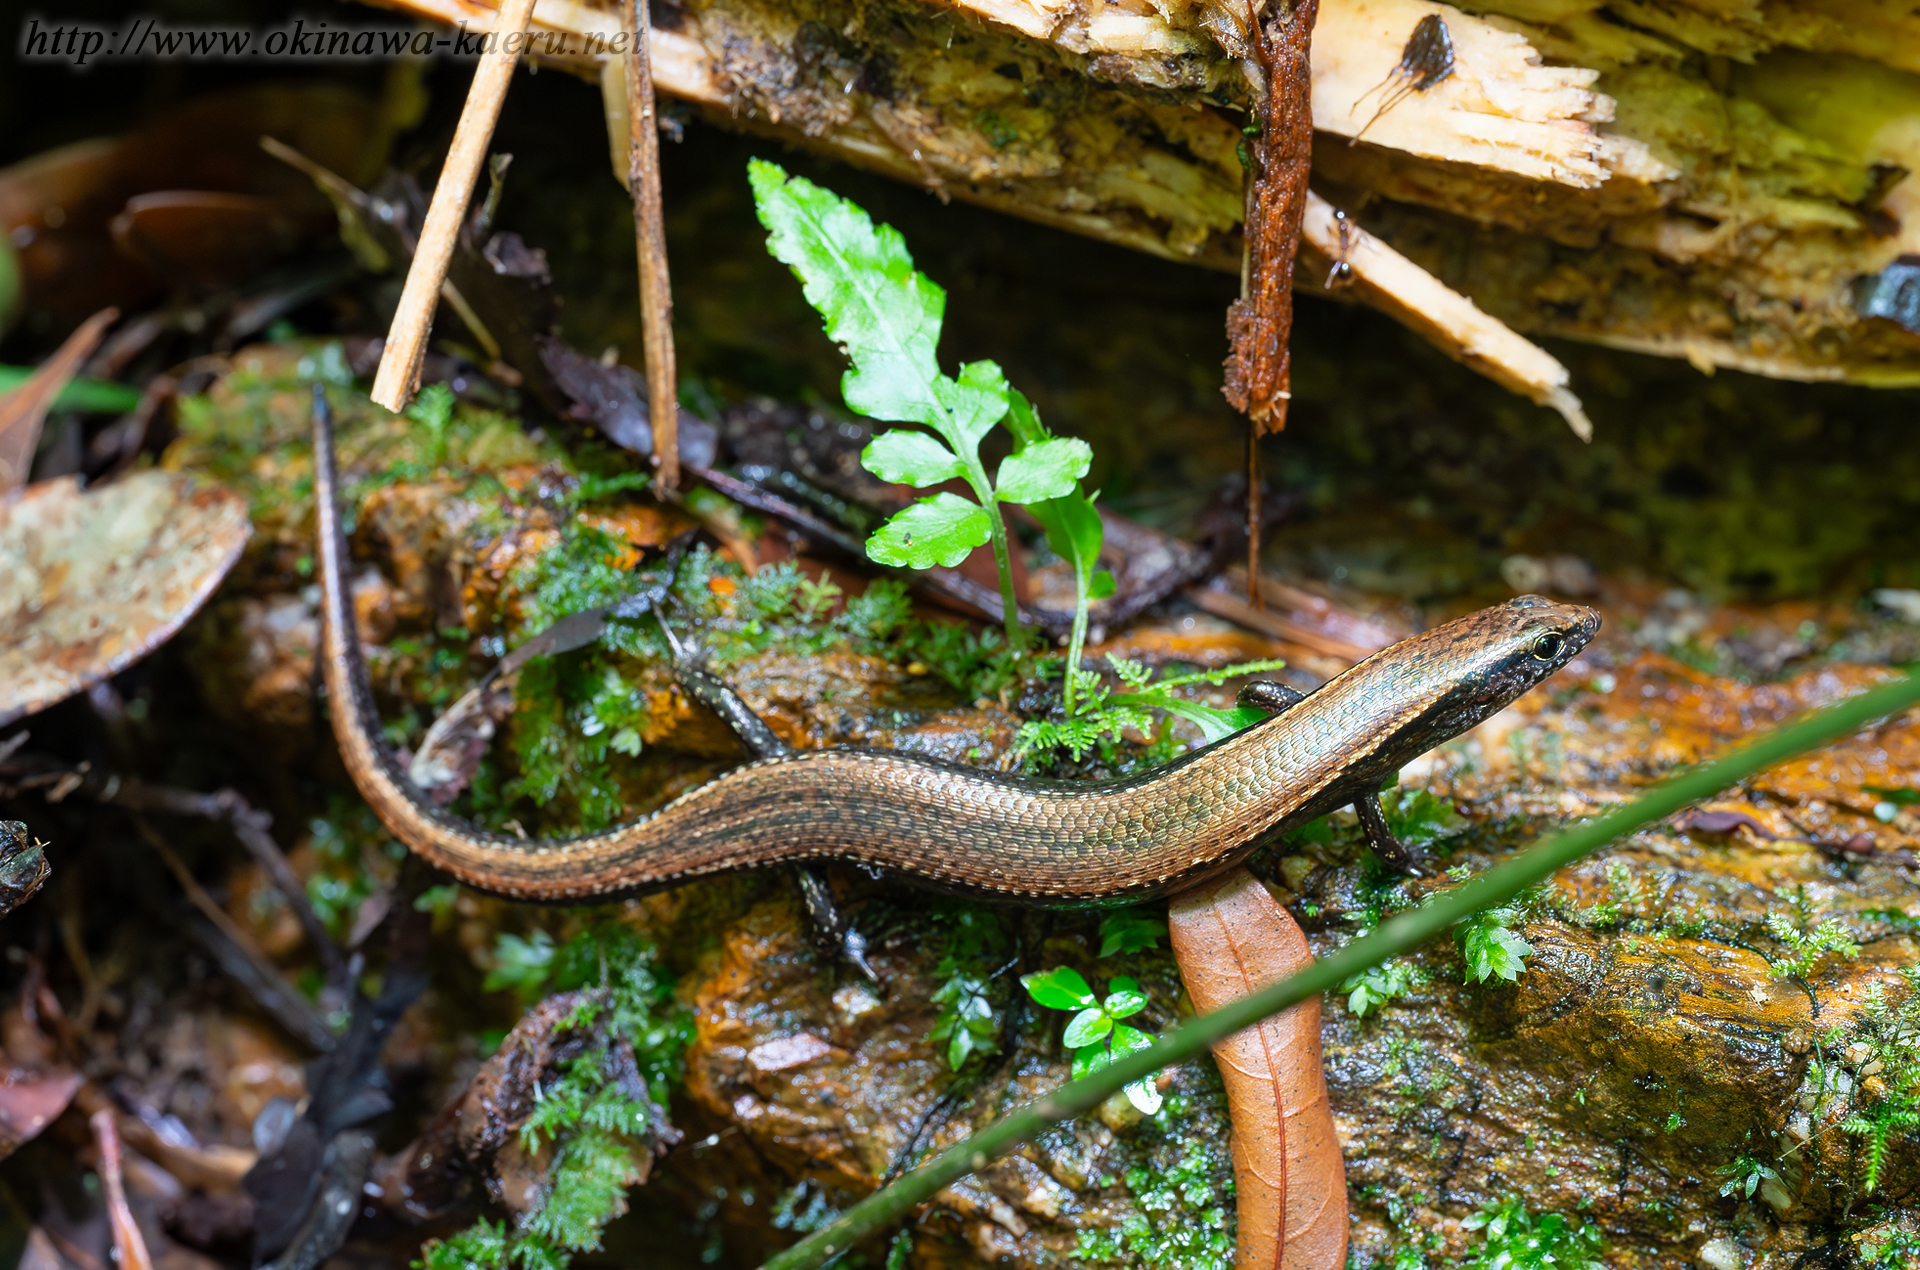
[108,782,342,974]
[1186,583,1374,662]
[1246,426,1262,607]
[370,0,538,412]
[621,0,681,493]
[1223,0,1319,434]
[91,1109,157,1270]
[130,816,336,1052]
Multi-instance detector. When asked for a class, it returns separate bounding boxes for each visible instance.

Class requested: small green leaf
[1097,909,1167,957]
[1459,914,1534,984]
[483,930,555,998]
[1022,966,1096,1009]
[1061,1006,1112,1048]
[936,360,1011,449]
[609,727,642,756]
[1088,570,1116,600]
[749,159,947,427]
[1004,386,1046,447]
[1109,1023,1154,1057]
[862,429,963,487]
[865,493,991,568]
[995,437,1092,505]
[1123,1078,1164,1116]
[1102,978,1149,1019]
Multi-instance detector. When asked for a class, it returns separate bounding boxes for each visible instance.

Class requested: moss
[1073,1100,1237,1270]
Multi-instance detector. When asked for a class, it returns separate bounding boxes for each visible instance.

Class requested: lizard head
[1365,594,1601,771]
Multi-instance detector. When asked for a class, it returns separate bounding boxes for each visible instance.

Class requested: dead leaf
[0,470,250,726]
[1169,867,1346,1270]
[0,308,117,492]
[0,1067,82,1159]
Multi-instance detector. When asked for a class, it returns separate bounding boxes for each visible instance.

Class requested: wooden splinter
[370,0,538,413]
[619,0,681,494]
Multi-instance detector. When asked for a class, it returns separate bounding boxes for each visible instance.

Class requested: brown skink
[314,397,1598,903]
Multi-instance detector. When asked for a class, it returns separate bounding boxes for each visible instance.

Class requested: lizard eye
[1530,631,1566,662]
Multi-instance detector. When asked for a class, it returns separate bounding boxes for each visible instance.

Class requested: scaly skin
[314,395,1598,903]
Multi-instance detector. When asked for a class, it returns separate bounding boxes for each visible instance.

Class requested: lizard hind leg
[797,868,882,986]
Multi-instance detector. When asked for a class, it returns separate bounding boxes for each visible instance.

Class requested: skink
[313,396,1598,904]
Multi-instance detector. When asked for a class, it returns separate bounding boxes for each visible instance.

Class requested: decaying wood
[1295,191,1591,437]
[1225,0,1319,435]
[1170,868,1346,1270]
[357,0,1920,389]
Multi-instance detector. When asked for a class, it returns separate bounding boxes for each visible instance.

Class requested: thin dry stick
[369,0,538,412]
[90,1110,156,1270]
[621,0,681,493]
[1246,426,1262,607]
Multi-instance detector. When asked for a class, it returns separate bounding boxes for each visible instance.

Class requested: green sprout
[1457,908,1533,984]
[927,905,1010,1070]
[751,159,1093,653]
[1022,967,1162,1113]
[1764,890,1860,979]
[1459,1198,1606,1270]
[1340,959,1427,1018]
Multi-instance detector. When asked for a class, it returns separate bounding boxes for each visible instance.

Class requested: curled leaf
[1170,867,1347,1270]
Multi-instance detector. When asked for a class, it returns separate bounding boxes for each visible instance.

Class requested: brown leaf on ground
[0,470,250,726]
[0,308,117,492]
[1170,867,1345,1270]
[0,1067,81,1159]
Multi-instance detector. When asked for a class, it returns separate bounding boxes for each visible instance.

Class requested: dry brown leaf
[1169,867,1346,1270]
[0,308,118,492]
[0,1068,81,1160]
[0,470,250,726]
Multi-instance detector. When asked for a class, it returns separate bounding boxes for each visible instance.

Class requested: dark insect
[1353,13,1456,142]
[1324,208,1356,289]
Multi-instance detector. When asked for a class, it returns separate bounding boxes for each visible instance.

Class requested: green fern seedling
[750,160,1096,651]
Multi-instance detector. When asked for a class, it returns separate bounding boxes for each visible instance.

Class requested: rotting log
[354,0,1920,390]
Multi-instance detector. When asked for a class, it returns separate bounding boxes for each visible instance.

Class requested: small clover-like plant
[1457,908,1533,984]
[1460,1198,1606,1270]
[1340,958,1427,1018]
[751,160,1096,651]
[1022,966,1162,1114]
